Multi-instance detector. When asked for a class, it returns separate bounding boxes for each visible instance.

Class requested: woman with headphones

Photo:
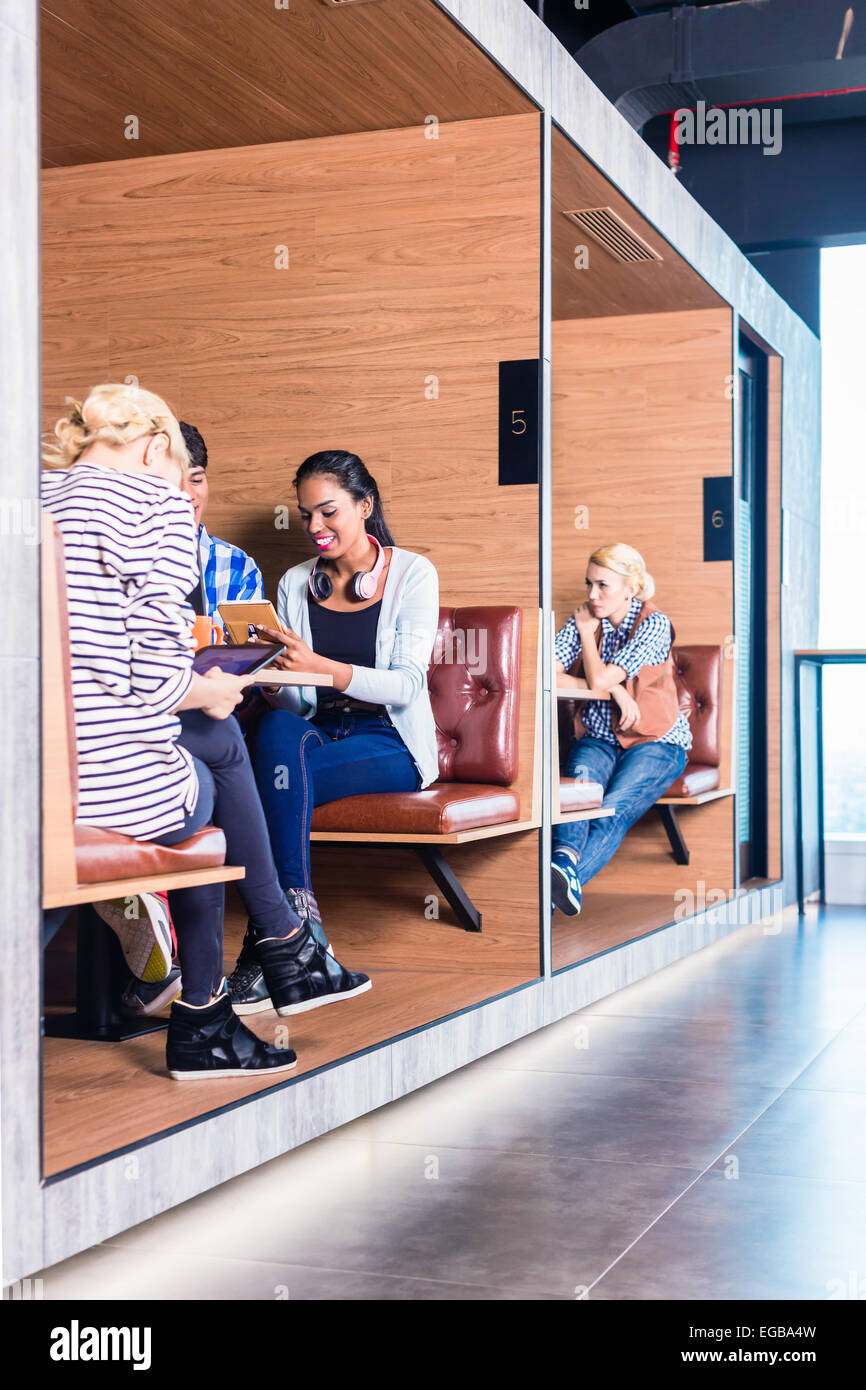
[551,543,692,918]
[229,450,440,1013]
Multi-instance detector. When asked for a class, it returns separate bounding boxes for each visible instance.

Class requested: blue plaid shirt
[198,525,264,629]
[555,597,692,751]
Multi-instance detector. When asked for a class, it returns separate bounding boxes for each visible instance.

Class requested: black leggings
[153,711,300,1005]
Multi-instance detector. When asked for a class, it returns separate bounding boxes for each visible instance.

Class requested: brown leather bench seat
[74,823,229,886]
[661,763,720,799]
[310,605,527,930]
[312,604,524,841]
[313,784,520,836]
[558,779,605,813]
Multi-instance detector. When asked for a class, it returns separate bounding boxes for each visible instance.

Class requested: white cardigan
[272,546,441,788]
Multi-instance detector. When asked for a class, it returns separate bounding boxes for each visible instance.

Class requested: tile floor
[32,904,866,1300]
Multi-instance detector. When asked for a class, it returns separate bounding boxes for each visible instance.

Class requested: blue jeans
[553,735,688,886]
[250,706,421,890]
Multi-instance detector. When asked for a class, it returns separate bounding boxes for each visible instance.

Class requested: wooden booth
[549,126,783,972]
[39,0,546,1175]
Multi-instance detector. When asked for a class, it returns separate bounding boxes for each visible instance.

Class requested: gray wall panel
[0,0,43,1289]
[41,1048,393,1271]
[435,0,549,110]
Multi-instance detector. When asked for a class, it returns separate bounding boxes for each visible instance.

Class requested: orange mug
[192,616,225,649]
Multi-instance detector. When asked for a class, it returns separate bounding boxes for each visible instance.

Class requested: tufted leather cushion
[673,644,722,769]
[661,763,720,799]
[74,823,228,885]
[559,779,605,812]
[429,606,522,785]
[312,784,520,836]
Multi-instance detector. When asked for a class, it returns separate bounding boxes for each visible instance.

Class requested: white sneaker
[93,892,174,982]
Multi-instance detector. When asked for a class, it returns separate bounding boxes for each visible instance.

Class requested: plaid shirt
[555,597,692,750]
[198,524,264,628]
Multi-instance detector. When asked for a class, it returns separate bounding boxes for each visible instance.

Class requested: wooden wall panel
[552,307,736,918]
[42,115,542,611]
[40,0,536,168]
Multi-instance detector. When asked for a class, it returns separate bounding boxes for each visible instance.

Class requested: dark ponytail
[293,449,395,547]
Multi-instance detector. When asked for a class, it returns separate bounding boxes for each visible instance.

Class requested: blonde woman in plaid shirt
[552,543,691,918]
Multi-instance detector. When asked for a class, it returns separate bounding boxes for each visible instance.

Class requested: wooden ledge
[553,806,616,826]
[43,865,245,911]
[556,687,611,700]
[656,787,734,807]
[310,818,541,846]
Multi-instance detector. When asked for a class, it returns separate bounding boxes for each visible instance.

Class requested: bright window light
[820,246,866,833]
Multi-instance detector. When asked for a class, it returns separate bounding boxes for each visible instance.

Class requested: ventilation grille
[562,207,662,264]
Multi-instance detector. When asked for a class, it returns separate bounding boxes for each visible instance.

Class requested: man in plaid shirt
[180,421,265,627]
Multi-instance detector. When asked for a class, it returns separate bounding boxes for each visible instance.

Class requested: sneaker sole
[275,978,373,1017]
[168,1058,298,1081]
[121,979,183,1018]
[230,996,275,1017]
[551,862,581,917]
[95,894,174,981]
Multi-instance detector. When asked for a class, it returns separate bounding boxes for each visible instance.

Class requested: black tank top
[307,593,383,712]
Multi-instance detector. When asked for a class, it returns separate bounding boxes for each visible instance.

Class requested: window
[820,247,866,834]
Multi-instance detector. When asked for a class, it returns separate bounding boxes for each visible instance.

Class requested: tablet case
[217,600,280,646]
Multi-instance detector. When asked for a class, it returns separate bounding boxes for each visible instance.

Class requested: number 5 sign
[499,359,540,485]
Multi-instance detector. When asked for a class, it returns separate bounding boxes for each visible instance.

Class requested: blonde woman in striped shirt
[43,384,370,1079]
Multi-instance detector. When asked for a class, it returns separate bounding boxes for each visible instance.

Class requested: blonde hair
[43,383,190,471]
[589,542,655,601]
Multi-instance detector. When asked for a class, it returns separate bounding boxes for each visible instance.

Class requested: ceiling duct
[577,0,866,130]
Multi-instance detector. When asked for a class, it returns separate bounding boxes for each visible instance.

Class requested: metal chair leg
[657,805,690,865]
[413,846,482,932]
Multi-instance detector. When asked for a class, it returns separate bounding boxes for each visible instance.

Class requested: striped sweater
[42,461,200,839]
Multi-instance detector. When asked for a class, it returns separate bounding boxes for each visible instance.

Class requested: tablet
[193,640,285,678]
[217,600,281,646]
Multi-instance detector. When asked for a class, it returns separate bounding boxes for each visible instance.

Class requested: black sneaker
[226,948,273,1017]
[225,894,341,1014]
[166,981,297,1080]
[255,926,372,1017]
[121,966,183,1017]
